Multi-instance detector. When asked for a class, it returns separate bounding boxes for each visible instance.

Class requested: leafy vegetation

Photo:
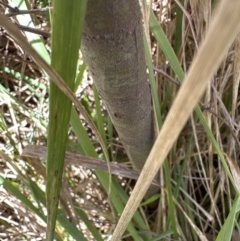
[0,1,240,241]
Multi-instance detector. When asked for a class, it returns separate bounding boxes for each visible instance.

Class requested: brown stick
[21,145,158,186]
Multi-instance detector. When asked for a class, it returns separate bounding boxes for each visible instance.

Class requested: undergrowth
[0,0,240,241]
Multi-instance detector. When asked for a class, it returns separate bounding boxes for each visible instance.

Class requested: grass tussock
[0,0,240,240]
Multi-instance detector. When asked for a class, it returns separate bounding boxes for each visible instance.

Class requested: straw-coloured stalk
[111,0,240,240]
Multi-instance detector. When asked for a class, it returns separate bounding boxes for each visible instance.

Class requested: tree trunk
[81,0,158,195]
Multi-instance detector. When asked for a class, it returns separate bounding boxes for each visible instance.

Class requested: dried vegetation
[0,0,240,240]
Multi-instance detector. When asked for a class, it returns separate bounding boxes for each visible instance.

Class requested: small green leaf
[140,194,160,207]
[216,195,240,241]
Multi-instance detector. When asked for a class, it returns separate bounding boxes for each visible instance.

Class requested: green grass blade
[140,194,161,207]
[97,177,142,241]
[93,85,107,146]
[195,105,236,188]
[150,229,174,241]
[150,11,184,81]
[70,108,97,157]
[143,34,162,127]
[0,114,19,154]
[107,116,114,161]
[70,109,147,241]
[26,175,88,241]
[149,11,237,191]
[0,174,46,223]
[74,62,86,92]
[27,176,44,215]
[11,0,50,63]
[216,195,240,241]
[57,212,88,241]
[114,180,152,241]
[173,0,184,56]
[144,33,177,237]
[0,150,87,240]
[46,1,87,240]
[164,160,177,237]
[75,208,104,241]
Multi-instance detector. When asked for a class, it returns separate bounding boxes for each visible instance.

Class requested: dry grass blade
[0,12,109,166]
[21,145,144,182]
[111,0,240,240]
[173,197,208,241]
[225,154,240,193]
[171,180,213,222]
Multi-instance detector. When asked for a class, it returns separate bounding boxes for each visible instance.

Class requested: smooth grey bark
[81,0,158,195]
